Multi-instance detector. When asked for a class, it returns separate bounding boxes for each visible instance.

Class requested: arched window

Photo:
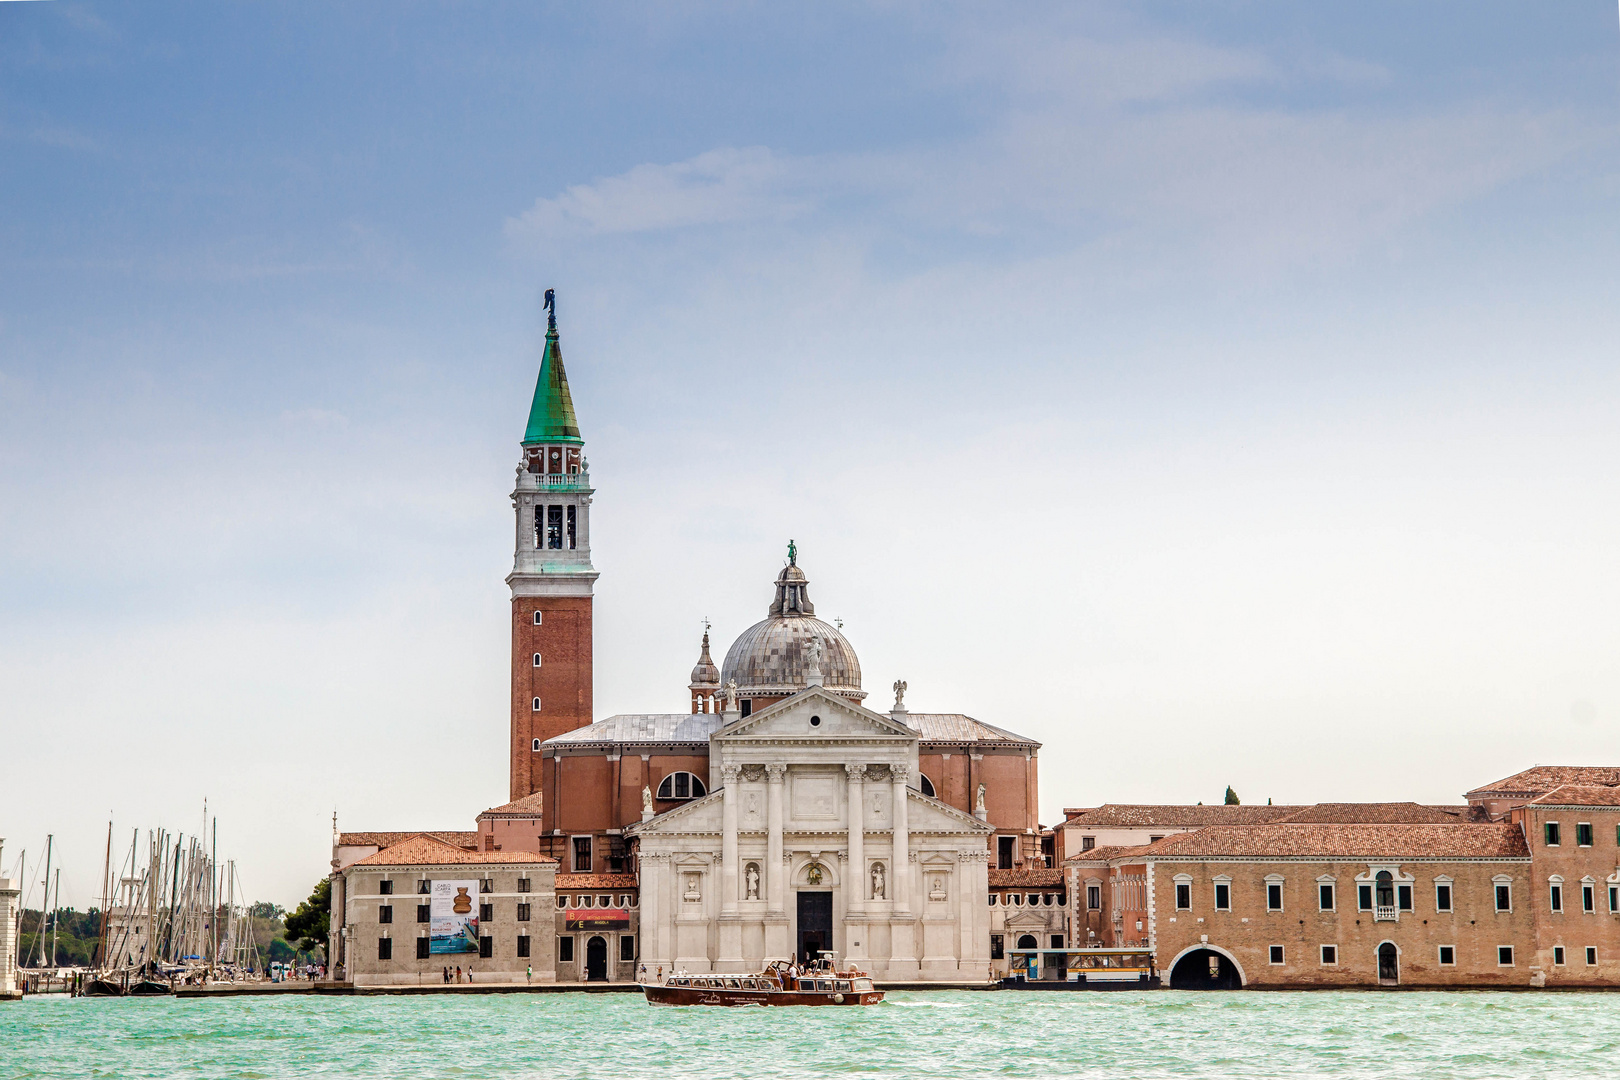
[657,772,708,801]
[1016,934,1038,950]
[1375,871,1394,909]
[533,653,542,667]
[533,611,543,625]
[531,738,541,751]
[919,774,936,798]
[532,697,542,711]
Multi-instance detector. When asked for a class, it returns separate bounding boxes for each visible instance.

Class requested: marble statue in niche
[871,862,886,900]
[745,862,761,900]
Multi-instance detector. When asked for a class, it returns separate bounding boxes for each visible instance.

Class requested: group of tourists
[441,965,473,983]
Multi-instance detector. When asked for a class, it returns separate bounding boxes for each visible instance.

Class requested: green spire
[522,327,583,446]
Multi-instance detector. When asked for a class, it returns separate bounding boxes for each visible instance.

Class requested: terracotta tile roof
[1467,766,1620,797]
[1527,784,1620,808]
[1064,844,1158,864]
[555,873,639,889]
[1059,804,1302,828]
[351,834,558,868]
[478,793,545,817]
[339,831,478,850]
[1140,823,1529,860]
[1276,803,1486,824]
[988,868,1063,888]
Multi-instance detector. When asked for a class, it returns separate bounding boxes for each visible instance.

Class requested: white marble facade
[629,686,993,980]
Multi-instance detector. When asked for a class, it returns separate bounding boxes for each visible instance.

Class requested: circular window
[810,715,822,727]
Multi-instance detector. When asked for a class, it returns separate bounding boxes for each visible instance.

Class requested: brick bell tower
[508,289,597,802]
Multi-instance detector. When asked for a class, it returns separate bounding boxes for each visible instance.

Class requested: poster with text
[429,879,480,954]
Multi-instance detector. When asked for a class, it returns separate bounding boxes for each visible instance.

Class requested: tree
[1224,786,1241,806]
[249,901,286,921]
[283,877,331,953]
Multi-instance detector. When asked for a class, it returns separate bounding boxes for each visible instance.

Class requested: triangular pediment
[716,686,920,743]
[626,789,724,837]
[907,789,995,835]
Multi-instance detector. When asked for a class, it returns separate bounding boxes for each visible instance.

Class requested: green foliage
[1224,786,1241,806]
[283,878,331,953]
[249,901,285,920]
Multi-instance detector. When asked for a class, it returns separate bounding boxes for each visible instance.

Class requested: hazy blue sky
[3,2,1618,908]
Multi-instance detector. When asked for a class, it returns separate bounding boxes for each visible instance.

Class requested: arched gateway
[1168,946,1244,989]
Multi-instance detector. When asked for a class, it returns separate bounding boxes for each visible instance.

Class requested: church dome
[720,550,865,701]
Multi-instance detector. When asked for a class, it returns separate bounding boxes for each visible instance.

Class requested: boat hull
[641,983,883,1007]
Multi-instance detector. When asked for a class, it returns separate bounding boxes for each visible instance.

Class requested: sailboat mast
[33,835,52,969]
[50,868,60,968]
[98,820,112,971]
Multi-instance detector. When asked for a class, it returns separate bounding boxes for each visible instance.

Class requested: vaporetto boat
[641,958,884,1007]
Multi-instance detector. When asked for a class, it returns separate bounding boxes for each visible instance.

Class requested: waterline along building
[327,305,1620,990]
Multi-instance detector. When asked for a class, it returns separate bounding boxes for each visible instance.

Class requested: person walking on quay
[455,966,462,984]
[442,966,449,983]
[526,964,532,985]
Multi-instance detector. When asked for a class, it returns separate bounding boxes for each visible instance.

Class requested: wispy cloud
[506,147,806,240]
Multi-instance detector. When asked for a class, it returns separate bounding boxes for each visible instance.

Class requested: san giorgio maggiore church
[329,305,1051,984]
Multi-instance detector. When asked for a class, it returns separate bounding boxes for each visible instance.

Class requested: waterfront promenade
[7,990,1620,1079]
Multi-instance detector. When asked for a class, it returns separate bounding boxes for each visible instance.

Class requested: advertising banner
[564,908,629,931]
[429,879,480,954]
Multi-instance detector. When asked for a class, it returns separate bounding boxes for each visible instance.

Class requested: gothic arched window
[657,772,708,801]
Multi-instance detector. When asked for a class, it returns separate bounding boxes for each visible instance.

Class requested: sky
[2,2,1618,910]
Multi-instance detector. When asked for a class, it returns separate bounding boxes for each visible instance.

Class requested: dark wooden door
[797,891,832,962]
[586,935,608,981]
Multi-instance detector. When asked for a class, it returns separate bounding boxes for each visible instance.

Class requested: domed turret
[720,544,864,710]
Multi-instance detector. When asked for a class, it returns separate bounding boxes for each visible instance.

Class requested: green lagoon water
[4,990,1618,1079]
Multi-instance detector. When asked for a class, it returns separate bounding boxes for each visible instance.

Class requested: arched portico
[1167,943,1246,989]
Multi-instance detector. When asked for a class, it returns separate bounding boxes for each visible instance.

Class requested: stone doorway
[1377,942,1399,985]
[585,935,608,981]
[1168,948,1242,989]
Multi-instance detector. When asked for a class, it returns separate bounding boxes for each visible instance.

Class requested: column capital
[890,763,910,783]
[721,764,742,784]
[845,763,866,782]
[765,763,787,783]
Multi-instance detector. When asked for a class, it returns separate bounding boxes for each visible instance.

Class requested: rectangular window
[517,903,531,922]
[1176,883,1191,910]
[379,880,393,895]
[558,936,575,963]
[1051,934,1064,950]
[574,836,593,873]
[1267,883,1283,911]
[1611,885,1619,912]
[479,936,493,959]
[1545,821,1561,846]
[1496,884,1511,912]
[1269,945,1284,965]
[1358,884,1373,911]
[417,904,430,923]
[1587,947,1598,966]
[546,505,564,549]
[1554,946,1566,966]
[1435,884,1453,912]
[1498,946,1514,966]
[990,934,1004,960]
[1551,885,1564,913]
[567,505,577,550]
[377,938,392,960]
[1149,835,1164,843]
[416,937,430,959]
[480,903,494,923]
[378,905,393,924]
[1584,885,1595,913]
[621,935,636,962]
[517,935,531,958]
[1438,945,1455,966]
[1577,822,1593,847]
[418,879,431,895]
[1214,883,1231,911]
[997,836,1017,870]
[1320,945,1337,965]
[1087,885,1102,911]
[1080,836,1096,852]
[1397,884,1412,912]
[1319,883,1335,911]
[518,878,531,894]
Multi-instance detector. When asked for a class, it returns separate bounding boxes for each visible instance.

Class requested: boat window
[854,979,873,991]
[726,979,741,988]
[836,981,851,991]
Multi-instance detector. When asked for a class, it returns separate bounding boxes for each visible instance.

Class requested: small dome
[720,551,864,700]
[689,630,720,687]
